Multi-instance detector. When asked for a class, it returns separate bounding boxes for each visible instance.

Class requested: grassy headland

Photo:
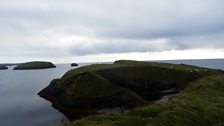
[70,75,224,126]
[38,60,224,125]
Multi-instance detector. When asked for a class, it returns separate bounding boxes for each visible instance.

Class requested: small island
[71,63,78,67]
[0,65,8,70]
[13,61,56,70]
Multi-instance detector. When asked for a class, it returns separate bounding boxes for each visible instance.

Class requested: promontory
[39,60,224,126]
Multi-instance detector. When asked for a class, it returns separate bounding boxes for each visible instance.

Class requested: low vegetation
[70,75,224,126]
[38,60,224,126]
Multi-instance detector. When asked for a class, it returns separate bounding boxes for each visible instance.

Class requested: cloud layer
[0,0,224,62]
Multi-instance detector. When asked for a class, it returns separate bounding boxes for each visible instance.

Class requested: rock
[71,63,78,67]
[0,65,8,70]
[13,61,56,70]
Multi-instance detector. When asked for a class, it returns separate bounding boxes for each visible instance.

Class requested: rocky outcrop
[71,63,78,67]
[0,65,8,70]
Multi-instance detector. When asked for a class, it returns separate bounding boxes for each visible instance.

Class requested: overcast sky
[1,0,224,63]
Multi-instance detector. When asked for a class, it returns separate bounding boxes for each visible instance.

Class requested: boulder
[71,63,78,67]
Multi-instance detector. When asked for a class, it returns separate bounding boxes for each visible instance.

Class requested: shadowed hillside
[38,60,224,124]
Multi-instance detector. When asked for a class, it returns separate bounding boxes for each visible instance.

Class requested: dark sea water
[0,63,90,126]
[0,59,223,126]
[158,59,224,70]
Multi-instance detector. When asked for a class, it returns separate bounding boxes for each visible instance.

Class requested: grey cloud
[2,0,224,38]
[1,0,224,61]
[68,31,224,55]
[69,38,178,55]
[170,32,224,49]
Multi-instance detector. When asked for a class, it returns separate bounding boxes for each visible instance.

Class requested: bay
[0,63,89,126]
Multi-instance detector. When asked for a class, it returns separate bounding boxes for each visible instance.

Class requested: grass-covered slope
[0,65,8,70]
[63,60,211,78]
[13,61,56,70]
[70,74,224,126]
[39,71,145,119]
[38,60,219,121]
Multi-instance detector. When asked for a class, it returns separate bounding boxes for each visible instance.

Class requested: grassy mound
[39,60,223,122]
[39,72,145,119]
[0,65,8,70]
[70,74,224,126]
[63,60,212,78]
[13,61,56,70]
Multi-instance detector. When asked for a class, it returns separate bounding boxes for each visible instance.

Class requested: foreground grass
[69,74,224,126]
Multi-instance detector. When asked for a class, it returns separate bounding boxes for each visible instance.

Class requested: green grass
[38,60,224,125]
[69,75,224,126]
[61,60,213,97]
[63,60,219,79]
[13,61,56,70]
[67,72,122,97]
[39,71,146,118]
[63,72,145,105]
[43,60,209,107]
[97,65,203,87]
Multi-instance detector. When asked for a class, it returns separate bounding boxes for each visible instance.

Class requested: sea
[0,59,223,126]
